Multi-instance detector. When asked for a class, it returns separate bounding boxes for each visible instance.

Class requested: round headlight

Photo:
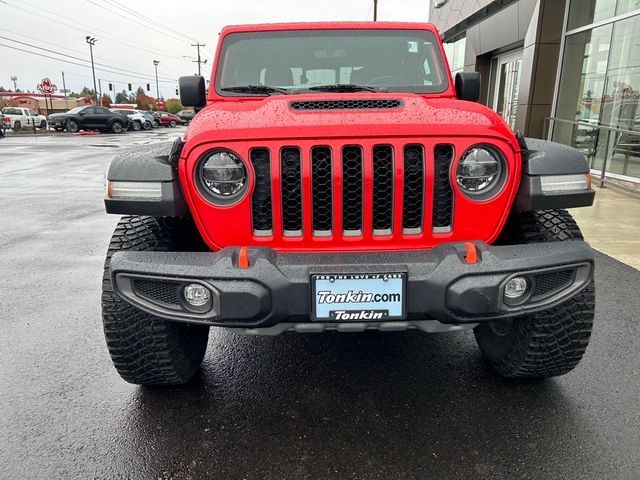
[198,149,247,201]
[456,146,504,198]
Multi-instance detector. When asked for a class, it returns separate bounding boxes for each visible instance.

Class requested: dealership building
[430,0,640,188]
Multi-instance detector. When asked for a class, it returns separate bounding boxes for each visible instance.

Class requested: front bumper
[109,240,594,328]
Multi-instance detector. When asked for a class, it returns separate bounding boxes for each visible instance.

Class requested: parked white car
[1,107,48,130]
[110,109,153,131]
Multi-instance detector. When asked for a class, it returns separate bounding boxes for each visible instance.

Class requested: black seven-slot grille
[250,144,455,237]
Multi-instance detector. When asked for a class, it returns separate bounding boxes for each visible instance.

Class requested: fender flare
[513,136,595,211]
[104,137,187,216]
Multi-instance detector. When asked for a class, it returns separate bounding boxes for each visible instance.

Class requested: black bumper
[109,240,594,328]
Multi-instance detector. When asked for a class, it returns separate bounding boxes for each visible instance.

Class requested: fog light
[504,277,528,299]
[183,283,210,307]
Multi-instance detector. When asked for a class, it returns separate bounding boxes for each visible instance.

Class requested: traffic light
[146,83,150,91]
[108,83,113,91]
[128,83,132,91]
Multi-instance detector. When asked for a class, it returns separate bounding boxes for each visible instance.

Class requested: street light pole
[373,0,378,21]
[153,60,160,105]
[85,36,98,104]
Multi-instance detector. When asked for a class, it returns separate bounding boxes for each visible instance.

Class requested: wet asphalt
[0,129,639,480]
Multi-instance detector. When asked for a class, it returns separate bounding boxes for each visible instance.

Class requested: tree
[115,90,134,103]
[136,92,157,111]
[69,87,95,99]
[101,94,112,108]
[164,98,183,114]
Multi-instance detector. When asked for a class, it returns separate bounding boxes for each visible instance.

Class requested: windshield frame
[213,28,451,98]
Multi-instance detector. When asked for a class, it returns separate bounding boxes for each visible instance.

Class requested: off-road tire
[474,210,595,378]
[102,216,210,385]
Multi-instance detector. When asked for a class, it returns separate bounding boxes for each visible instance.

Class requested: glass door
[492,51,523,130]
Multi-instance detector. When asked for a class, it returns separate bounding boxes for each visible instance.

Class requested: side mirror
[455,72,481,102]
[179,76,207,109]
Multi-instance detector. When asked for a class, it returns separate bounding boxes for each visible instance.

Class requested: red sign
[37,78,58,95]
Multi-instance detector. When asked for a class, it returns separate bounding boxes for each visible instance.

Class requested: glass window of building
[567,0,617,30]
[443,35,466,75]
[554,2,640,182]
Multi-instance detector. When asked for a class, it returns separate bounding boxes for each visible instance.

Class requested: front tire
[169,120,177,128]
[39,120,47,129]
[474,210,595,378]
[12,120,21,131]
[102,216,210,385]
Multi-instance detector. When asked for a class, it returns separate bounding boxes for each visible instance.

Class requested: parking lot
[1,130,640,479]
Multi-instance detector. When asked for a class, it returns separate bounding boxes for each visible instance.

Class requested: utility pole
[153,60,160,103]
[61,71,69,111]
[85,36,98,104]
[98,79,103,105]
[11,75,17,91]
[191,42,207,76]
[373,0,378,21]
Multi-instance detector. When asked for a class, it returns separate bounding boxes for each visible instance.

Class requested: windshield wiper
[221,85,289,95]
[308,84,377,93]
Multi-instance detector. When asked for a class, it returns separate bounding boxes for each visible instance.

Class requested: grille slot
[280,147,303,235]
[341,146,364,234]
[290,99,402,111]
[372,145,394,234]
[250,148,272,235]
[134,279,180,307]
[432,145,454,232]
[532,270,575,299]
[402,145,424,233]
[311,147,333,235]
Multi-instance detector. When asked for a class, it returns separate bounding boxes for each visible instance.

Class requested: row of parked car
[0,106,194,134]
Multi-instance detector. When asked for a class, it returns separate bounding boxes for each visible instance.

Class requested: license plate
[311,273,406,321]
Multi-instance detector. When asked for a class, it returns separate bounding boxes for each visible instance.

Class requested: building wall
[430,0,495,35]
[430,0,565,139]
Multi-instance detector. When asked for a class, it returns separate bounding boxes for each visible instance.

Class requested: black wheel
[110,121,124,134]
[102,216,210,385]
[12,120,21,131]
[153,121,159,128]
[474,210,595,379]
[142,121,151,130]
[131,120,141,131]
[169,120,177,128]
[39,120,47,129]
[66,120,79,133]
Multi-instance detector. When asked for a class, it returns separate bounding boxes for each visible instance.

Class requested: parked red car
[152,111,181,127]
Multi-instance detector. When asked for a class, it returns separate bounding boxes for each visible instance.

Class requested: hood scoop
[290,99,403,111]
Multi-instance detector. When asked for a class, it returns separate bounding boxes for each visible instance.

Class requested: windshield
[66,107,85,114]
[216,29,449,95]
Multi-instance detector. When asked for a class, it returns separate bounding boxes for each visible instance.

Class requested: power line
[0,35,177,82]
[0,26,178,80]
[103,0,200,43]
[0,43,178,84]
[4,0,191,63]
[85,0,195,45]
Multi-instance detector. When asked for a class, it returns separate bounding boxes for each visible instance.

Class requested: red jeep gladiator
[103,22,595,385]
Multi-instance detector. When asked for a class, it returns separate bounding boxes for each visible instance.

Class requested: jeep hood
[183,93,518,152]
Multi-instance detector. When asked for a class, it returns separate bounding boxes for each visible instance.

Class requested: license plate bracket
[311,273,406,321]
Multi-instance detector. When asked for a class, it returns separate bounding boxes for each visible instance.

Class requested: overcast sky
[0,0,430,101]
